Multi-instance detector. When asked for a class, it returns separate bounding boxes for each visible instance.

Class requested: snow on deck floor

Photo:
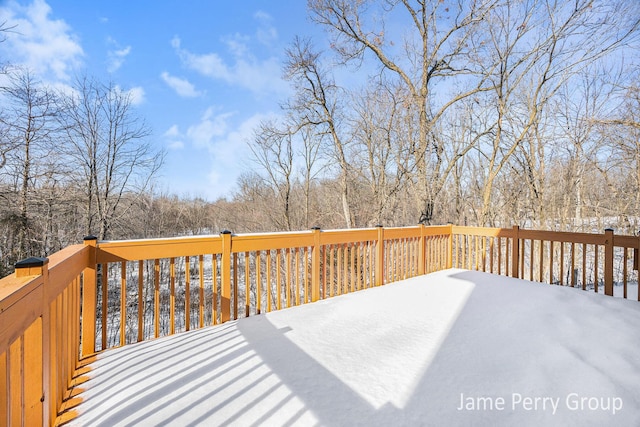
[70,269,640,426]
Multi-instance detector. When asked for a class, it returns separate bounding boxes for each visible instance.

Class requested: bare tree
[249,120,296,230]
[597,80,640,232]
[547,65,622,229]
[309,0,498,224]
[465,0,640,224]
[349,81,412,225]
[0,21,15,171]
[62,76,164,239]
[298,125,323,228]
[283,36,354,228]
[0,69,63,260]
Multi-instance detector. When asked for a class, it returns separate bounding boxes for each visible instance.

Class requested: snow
[70,269,640,426]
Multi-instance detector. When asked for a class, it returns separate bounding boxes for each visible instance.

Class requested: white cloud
[107,44,131,72]
[164,124,180,138]
[114,84,145,105]
[163,124,185,150]
[223,33,250,58]
[170,108,281,200]
[210,112,266,162]
[200,111,279,195]
[172,37,231,81]
[168,140,185,150]
[0,0,84,81]
[160,71,202,98]
[171,35,287,95]
[254,11,278,46]
[128,86,145,105]
[186,107,234,150]
[170,36,181,50]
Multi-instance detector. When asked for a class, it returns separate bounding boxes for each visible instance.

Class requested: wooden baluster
[154,260,160,338]
[169,258,175,335]
[594,245,599,293]
[582,243,587,291]
[245,252,250,317]
[276,249,282,311]
[185,257,191,330]
[120,261,127,346]
[200,255,205,326]
[220,230,232,323]
[137,260,144,341]
[256,251,262,313]
[212,254,218,324]
[266,250,272,312]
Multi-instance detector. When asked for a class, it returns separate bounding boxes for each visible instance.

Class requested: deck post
[311,227,321,302]
[511,225,520,278]
[604,228,614,297]
[375,225,384,286]
[221,231,232,323]
[418,224,425,275]
[14,257,50,425]
[81,236,98,357]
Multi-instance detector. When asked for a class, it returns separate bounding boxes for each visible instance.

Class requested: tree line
[0,68,164,275]
[2,0,640,277]
[248,0,640,233]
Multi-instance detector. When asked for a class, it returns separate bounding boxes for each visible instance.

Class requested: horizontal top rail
[231,230,316,252]
[614,234,640,249]
[94,226,462,264]
[517,229,606,245]
[450,225,639,251]
[317,228,380,245]
[452,225,511,238]
[97,235,223,263]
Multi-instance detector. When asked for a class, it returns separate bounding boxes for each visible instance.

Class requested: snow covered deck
[70,269,640,426]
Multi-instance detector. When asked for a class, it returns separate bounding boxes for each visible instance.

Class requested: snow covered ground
[70,269,640,426]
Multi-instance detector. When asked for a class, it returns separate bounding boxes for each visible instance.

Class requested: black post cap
[220,230,232,235]
[84,235,98,241]
[15,256,49,269]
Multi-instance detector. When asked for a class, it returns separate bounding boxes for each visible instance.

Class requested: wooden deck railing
[1,225,638,425]
[0,244,90,426]
[450,226,640,297]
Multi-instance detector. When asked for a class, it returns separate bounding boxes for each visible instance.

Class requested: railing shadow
[68,269,640,426]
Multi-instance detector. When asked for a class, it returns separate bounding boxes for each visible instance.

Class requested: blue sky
[0,0,320,200]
